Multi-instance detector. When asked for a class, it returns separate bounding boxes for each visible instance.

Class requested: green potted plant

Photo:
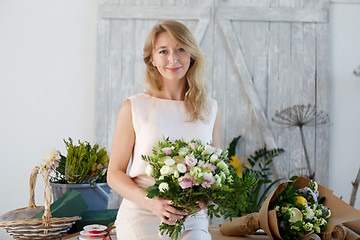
[227,135,284,214]
[42,138,110,210]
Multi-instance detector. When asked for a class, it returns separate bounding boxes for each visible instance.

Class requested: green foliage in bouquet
[269,176,331,239]
[227,135,284,213]
[49,138,109,184]
[142,137,257,240]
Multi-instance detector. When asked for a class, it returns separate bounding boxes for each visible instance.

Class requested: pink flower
[162,147,173,155]
[178,173,195,189]
[202,175,215,189]
[185,155,197,167]
[189,142,197,150]
[42,148,61,172]
[203,163,217,172]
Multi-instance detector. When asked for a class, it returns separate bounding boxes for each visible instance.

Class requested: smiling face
[151,31,191,84]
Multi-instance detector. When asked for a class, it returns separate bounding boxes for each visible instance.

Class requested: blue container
[50,182,110,210]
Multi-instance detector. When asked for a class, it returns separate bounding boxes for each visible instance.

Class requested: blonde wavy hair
[143,20,208,121]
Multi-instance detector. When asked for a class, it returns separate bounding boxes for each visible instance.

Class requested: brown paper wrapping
[299,233,321,240]
[220,213,260,236]
[210,225,271,240]
[258,176,360,239]
[344,219,360,235]
[321,225,346,240]
[219,176,360,239]
[343,225,360,240]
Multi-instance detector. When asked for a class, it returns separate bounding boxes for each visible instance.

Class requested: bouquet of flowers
[268,176,331,239]
[141,137,257,240]
[220,176,360,239]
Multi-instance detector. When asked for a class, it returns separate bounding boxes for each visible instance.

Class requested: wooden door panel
[96,0,330,187]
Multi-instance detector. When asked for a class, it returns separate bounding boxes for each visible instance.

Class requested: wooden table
[62,226,270,240]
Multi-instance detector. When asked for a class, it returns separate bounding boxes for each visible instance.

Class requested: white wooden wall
[96,0,330,187]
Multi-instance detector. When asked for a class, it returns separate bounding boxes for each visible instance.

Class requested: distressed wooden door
[96,0,330,193]
[212,0,330,185]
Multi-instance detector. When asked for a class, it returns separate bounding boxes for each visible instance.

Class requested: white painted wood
[96,0,331,212]
[218,19,288,179]
[217,7,328,23]
[95,18,110,149]
[315,23,330,186]
[331,0,360,3]
[100,5,209,20]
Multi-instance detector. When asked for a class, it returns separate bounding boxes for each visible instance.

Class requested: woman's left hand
[183,201,209,220]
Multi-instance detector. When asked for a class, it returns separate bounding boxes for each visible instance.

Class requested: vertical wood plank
[315,23,330,186]
[219,19,287,179]
[95,18,111,149]
[302,22,317,179]
[290,21,307,176]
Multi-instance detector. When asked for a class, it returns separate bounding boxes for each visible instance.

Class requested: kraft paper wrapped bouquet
[220,176,360,240]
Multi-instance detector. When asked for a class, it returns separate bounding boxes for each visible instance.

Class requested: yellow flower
[296,196,308,206]
[229,156,249,179]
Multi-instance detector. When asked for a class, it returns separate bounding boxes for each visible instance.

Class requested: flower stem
[299,126,314,179]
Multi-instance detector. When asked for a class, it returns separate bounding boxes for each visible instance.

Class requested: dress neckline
[142,92,185,103]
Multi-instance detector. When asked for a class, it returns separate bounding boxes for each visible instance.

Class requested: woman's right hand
[145,197,188,225]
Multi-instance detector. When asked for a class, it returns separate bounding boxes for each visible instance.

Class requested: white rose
[159,182,169,192]
[210,154,218,163]
[177,163,187,173]
[160,165,171,176]
[145,165,154,176]
[173,170,180,178]
[164,158,175,166]
[178,147,188,156]
[205,145,216,155]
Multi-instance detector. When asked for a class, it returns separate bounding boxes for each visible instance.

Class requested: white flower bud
[159,182,169,192]
[160,165,171,176]
[145,165,154,176]
[205,145,216,155]
[210,154,218,163]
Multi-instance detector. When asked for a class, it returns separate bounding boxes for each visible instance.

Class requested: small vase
[50,182,111,210]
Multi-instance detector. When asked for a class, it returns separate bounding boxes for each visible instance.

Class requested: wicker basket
[0,166,81,239]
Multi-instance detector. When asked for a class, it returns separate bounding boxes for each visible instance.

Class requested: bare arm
[107,99,186,224]
[107,99,145,204]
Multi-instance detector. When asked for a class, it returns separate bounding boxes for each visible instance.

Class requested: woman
[107,20,221,240]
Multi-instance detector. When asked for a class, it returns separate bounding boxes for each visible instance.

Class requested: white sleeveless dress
[115,92,217,240]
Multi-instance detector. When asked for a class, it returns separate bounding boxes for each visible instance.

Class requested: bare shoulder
[117,99,132,118]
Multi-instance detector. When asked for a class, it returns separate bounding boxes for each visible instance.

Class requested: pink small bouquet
[142,137,256,239]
